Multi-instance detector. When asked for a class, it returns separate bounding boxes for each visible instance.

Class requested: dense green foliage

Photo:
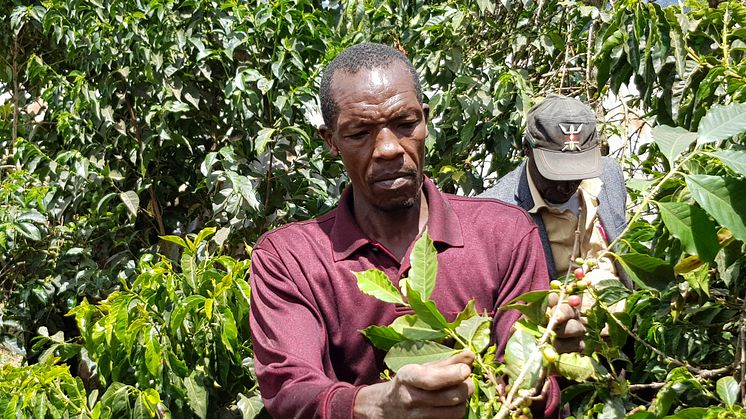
[1,0,745,417]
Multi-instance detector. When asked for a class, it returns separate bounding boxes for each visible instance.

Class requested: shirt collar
[330,176,464,262]
[526,169,603,214]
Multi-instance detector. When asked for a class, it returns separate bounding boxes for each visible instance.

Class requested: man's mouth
[372,172,416,189]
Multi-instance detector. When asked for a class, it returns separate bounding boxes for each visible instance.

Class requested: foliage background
[0,0,744,417]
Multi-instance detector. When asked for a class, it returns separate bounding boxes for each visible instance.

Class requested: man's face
[320,63,429,212]
[527,149,582,205]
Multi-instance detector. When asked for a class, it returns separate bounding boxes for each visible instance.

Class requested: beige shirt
[526,170,616,277]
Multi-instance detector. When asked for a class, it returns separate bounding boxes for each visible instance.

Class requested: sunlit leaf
[555,353,596,382]
[384,340,459,372]
[391,315,446,341]
[504,326,541,389]
[407,289,447,330]
[686,175,746,243]
[454,316,491,353]
[651,125,697,164]
[119,190,139,220]
[709,150,746,176]
[361,325,405,351]
[697,102,746,144]
[408,229,438,300]
[354,269,403,305]
[716,376,738,407]
[615,253,674,291]
[500,290,551,324]
[184,372,208,419]
[658,202,719,262]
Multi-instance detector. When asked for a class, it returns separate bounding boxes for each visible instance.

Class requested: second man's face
[321,63,429,212]
[527,150,582,205]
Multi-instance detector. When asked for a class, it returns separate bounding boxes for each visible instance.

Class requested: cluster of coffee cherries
[549,257,598,309]
[510,406,533,419]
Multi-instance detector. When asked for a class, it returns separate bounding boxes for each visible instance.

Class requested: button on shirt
[249,177,557,419]
[526,170,616,277]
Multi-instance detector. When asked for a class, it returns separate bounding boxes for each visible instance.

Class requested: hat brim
[533,147,602,181]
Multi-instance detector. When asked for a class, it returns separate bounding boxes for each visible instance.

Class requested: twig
[629,366,733,392]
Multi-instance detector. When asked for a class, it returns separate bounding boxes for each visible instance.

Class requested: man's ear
[319,125,338,157]
[422,103,430,137]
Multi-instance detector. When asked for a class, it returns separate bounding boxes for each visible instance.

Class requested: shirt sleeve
[249,244,363,419]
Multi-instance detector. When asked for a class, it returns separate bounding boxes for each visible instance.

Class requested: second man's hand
[353,350,476,419]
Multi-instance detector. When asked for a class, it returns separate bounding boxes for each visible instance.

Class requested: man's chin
[374,197,417,212]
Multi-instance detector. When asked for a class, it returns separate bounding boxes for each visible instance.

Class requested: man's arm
[250,246,361,419]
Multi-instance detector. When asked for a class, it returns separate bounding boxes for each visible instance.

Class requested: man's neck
[353,190,429,262]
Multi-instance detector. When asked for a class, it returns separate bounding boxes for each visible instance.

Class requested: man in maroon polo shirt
[249,42,576,418]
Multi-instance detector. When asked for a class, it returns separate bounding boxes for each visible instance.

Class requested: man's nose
[372,128,405,160]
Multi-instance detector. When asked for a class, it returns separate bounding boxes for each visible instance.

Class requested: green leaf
[354,269,403,305]
[390,315,446,341]
[500,290,551,325]
[555,353,596,382]
[119,190,139,220]
[651,125,697,164]
[14,222,42,241]
[181,253,198,291]
[237,393,265,419]
[361,325,406,351]
[682,263,710,297]
[697,102,746,144]
[170,295,206,331]
[160,235,187,248]
[221,307,238,353]
[658,202,719,262]
[17,210,46,224]
[594,278,631,305]
[254,127,275,154]
[599,397,625,419]
[184,372,208,419]
[504,326,542,389]
[407,289,447,330]
[384,340,459,372]
[450,299,477,328]
[144,328,162,377]
[615,253,674,291]
[454,316,491,353]
[709,150,746,176]
[408,230,438,300]
[193,227,216,246]
[686,175,746,243]
[716,376,738,407]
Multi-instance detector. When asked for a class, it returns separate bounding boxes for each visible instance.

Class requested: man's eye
[399,121,418,130]
[346,131,368,140]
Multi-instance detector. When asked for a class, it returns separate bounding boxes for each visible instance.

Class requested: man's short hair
[319,42,423,128]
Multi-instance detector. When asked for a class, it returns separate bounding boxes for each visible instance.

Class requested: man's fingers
[552,301,579,323]
[404,380,472,407]
[554,337,585,353]
[397,351,475,391]
[554,318,586,338]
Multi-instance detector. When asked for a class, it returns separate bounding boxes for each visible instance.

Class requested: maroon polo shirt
[249,177,557,418]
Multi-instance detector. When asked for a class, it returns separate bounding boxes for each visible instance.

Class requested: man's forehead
[330,62,413,92]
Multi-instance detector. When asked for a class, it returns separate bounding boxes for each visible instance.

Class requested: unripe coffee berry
[550,280,562,289]
[542,346,559,363]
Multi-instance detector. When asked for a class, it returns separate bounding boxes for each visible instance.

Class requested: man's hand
[548,292,586,353]
[353,350,475,419]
